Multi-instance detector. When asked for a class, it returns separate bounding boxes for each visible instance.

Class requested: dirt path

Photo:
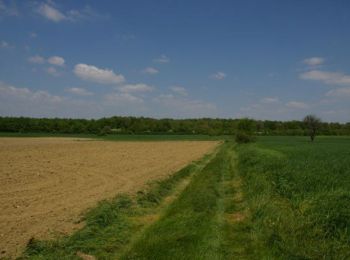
[0,138,219,258]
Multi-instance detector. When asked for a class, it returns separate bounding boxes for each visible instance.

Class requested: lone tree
[303,115,321,142]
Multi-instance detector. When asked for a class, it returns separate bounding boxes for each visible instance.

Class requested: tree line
[0,116,349,136]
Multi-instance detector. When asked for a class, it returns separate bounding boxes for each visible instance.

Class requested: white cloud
[36,2,103,23]
[28,55,45,64]
[210,71,226,80]
[286,101,309,109]
[142,67,159,75]
[325,87,350,98]
[105,92,143,103]
[119,83,154,93]
[48,56,65,66]
[66,87,93,96]
[170,86,188,96]
[74,63,125,85]
[37,3,66,22]
[30,32,37,38]
[300,70,350,86]
[0,81,63,103]
[0,40,11,48]
[303,57,325,66]
[46,67,60,77]
[153,54,170,63]
[0,0,19,16]
[153,94,217,118]
[261,97,279,104]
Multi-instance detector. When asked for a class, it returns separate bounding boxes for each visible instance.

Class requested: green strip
[121,142,247,259]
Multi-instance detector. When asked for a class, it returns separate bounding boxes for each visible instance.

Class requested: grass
[0,132,226,141]
[20,146,217,260]
[236,136,350,259]
[120,141,253,259]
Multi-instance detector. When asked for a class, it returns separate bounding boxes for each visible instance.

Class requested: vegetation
[235,118,256,143]
[1,116,350,136]
[303,114,321,142]
[120,142,246,259]
[236,136,350,259]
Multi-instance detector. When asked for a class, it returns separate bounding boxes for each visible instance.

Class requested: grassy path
[120,142,251,259]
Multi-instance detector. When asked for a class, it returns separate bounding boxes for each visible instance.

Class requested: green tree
[303,115,321,142]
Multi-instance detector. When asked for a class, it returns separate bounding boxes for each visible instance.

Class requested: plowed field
[0,138,218,258]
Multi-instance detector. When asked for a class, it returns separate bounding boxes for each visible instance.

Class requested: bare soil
[0,137,218,258]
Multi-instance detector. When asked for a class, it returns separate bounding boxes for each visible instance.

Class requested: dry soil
[0,137,219,258]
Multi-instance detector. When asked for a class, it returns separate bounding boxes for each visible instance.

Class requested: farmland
[0,137,219,258]
[1,135,350,259]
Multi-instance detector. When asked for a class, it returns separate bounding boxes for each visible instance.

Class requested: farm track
[120,142,251,259]
[0,138,219,258]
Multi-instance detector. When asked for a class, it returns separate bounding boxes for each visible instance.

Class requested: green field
[19,136,350,259]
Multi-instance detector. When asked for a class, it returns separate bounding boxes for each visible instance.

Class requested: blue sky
[0,0,349,122]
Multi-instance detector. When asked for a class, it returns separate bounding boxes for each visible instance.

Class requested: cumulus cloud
[46,67,60,77]
[300,70,350,86]
[0,0,19,16]
[66,87,93,96]
[0,40,12,48]
[28,55,45,64]
[261,97,279,104]
[303,57,325,66]
[153,94,217,118]
[325,87,350,98]
[74,63,125,85]
[286,101,309,109]
[170,86,188,96]
[36,1,103,23]
[30,32,37,38]
[0,81,63,103]
[142,67,159,75]
[105,92,143,103]
[210,71,226,80]
[37,2,66,22]
[48,56,65,66]
[119,83,154,93]
[153,54,170,63]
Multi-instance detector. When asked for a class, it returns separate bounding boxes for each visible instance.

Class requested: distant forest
[0,116,349,136]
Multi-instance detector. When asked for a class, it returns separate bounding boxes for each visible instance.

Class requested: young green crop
[236,136,350,259]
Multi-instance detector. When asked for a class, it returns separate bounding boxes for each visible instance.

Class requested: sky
[0,0,349,122]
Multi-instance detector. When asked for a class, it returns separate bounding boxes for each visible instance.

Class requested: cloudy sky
[0,0,349,122]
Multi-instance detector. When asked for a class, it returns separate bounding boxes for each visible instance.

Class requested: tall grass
[236,136,350,259]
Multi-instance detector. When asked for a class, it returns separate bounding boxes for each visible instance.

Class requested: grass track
[120,141,250,259]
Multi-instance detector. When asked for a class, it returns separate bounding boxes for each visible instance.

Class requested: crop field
[0,137,219,258]
[1,136,349,259]
[235,136,350,259]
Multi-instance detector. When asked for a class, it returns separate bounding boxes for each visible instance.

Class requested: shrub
[235,132,256,143]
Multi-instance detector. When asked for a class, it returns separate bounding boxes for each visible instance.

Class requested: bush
[235,132,256,143]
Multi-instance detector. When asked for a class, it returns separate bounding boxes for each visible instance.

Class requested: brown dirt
[0,137,219,258]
